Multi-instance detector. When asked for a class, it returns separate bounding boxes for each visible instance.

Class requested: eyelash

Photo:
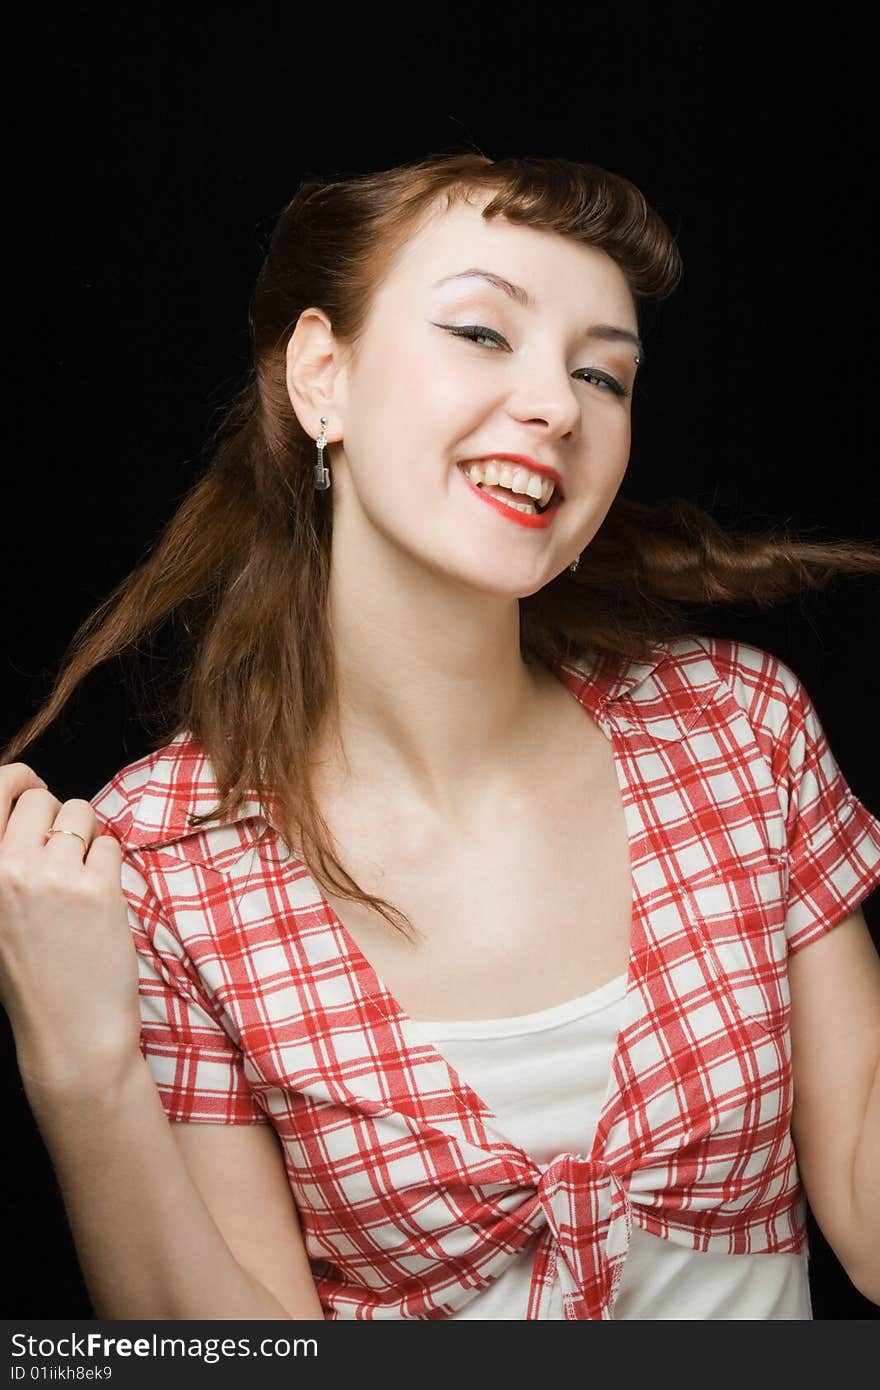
[441,324,631,398]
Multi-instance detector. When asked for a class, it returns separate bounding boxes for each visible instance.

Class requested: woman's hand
[0,762,143,1099]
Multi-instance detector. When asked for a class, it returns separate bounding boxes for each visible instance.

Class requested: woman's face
[295,192,642,598]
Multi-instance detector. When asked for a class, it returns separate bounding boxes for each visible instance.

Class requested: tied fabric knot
[530,1153,633,1319]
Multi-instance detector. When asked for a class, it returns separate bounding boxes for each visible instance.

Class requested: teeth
[491,494,537,514]
[463,459,556,507]
[494,503,536,519]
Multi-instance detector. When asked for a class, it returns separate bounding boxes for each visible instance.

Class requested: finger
[43,827,91,862]
[44,799,99,862]
[0,787,62,853]
[84,832,123,876]
[0,764,50,836]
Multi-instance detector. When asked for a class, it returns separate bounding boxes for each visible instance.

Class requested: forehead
[381,192,635,316]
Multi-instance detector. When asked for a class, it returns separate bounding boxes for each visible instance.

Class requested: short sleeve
[769,662,880,955]
[119,852,271,1125]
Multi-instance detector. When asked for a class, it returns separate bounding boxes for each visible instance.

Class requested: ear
[284,307,347,441]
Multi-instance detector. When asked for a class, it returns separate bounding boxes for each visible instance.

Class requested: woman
[2,153,879,1320]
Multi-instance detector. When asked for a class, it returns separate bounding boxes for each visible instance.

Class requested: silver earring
[569,553,581,573]
[314,416,331,490]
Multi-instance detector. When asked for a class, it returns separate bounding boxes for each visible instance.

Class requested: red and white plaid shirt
[90,635,880,1319]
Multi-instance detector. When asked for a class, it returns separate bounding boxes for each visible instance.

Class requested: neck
[312,536,556,827]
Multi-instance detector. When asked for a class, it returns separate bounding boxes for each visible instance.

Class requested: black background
[3,4,878,1319]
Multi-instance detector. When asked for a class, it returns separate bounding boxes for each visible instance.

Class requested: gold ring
[44,828,89,857]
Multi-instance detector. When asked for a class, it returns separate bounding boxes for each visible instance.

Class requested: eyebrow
[431,267,645,361]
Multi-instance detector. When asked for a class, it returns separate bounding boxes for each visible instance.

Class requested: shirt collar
[112,733,275,853]
[118,639,682,854]
[547,639,672,721]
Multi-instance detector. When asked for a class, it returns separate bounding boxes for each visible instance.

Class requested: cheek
[605,416,632,474]
[585,420,631,510]
[355,346,486,496]
[586,411,628,483]
[358,339,472,450]
[405,344,485,432]
[338,365,447,519]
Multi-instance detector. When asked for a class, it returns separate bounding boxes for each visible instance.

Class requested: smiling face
[292,190,642,598]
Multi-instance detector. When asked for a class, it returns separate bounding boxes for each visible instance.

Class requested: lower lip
[455,466,561,529]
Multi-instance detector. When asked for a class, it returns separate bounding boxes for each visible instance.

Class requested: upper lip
[460,453,566,499]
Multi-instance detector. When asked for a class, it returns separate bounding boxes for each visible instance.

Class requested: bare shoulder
[170,1121,324,1319]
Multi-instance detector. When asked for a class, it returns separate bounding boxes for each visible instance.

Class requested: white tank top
[414,972,812,1319]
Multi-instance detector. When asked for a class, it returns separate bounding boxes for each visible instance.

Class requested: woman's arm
[1,762,323,1320]
[789,905,880,1305]
[22,1054,325,1320]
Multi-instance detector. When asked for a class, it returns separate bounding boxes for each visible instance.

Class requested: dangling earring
[569,552,581,573]
[314,416,331,490]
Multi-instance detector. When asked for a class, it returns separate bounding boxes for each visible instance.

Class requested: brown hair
[4,152,878,939]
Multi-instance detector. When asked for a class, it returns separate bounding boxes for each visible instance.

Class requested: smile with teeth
[458,460,559,514]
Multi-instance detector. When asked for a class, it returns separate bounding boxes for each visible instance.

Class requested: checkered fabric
[90,634,880,1319]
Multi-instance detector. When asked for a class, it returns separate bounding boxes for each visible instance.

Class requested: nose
[506,364,583,440]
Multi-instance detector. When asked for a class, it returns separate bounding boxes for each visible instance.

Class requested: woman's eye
[450,324,506,350]
[578,370,629,398]
[440,324,630,399]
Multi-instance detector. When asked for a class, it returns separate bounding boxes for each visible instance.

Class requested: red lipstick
[463,453,566,500]
[456,461,563,529]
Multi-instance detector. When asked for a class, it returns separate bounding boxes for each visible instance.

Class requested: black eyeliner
[434,322,631,398]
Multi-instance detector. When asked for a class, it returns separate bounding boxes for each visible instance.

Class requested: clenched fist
[0,762,143,1099]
